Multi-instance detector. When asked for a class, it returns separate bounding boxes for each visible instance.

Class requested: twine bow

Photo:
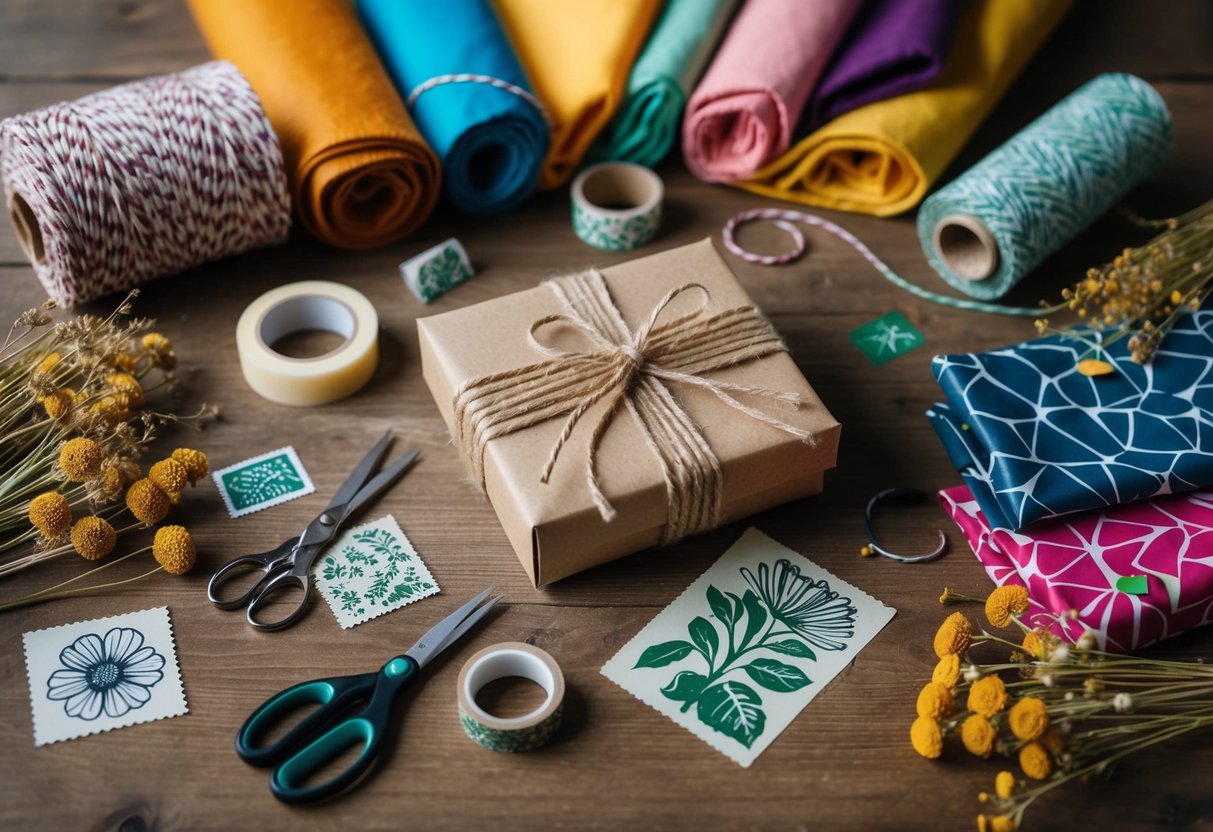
[452,270,815,545]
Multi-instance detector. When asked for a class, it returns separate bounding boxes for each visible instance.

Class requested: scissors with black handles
[236,587,500,804]
[208,430,420,631]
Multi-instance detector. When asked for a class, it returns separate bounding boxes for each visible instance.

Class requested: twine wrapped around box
[452,269,815,546]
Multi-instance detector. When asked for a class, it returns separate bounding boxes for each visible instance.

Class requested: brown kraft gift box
[417,238,840,586]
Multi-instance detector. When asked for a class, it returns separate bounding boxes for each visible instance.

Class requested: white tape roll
[235,281,379,406]
[570,162,663,251]
[456,642,564,752]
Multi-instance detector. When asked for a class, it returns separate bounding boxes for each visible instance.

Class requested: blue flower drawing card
[602,528,894,766]
[22,607,187,746]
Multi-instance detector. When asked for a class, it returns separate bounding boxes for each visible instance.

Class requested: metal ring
[864,488,947,563]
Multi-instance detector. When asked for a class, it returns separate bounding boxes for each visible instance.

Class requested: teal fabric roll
[589,0,738,167]
[917,73,1172,300]
[357,0,548,214]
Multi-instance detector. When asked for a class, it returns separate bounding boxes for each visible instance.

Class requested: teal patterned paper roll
[457,642,564,753]
[917,73,1172,300]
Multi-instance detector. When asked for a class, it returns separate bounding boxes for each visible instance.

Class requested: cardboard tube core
[9,193,46,265]
[933,214,998,281]
[580,164,658,211]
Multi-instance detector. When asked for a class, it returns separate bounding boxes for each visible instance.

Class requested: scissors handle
[208,537,300,610]
[246,571,313,632]
[240,657,420,805]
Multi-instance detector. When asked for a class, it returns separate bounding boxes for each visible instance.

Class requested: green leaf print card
[313,514,440,628]
[602,528,894,766]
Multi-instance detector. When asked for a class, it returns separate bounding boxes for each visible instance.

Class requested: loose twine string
[722,207,1043,317]
[452,270,815,545]
[407,73,554,127]
[0,61,291,308]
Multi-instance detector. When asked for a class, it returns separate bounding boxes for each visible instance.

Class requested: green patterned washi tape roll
[457,642,564,753]
[570,162,663,251]
[917,73,1173,300]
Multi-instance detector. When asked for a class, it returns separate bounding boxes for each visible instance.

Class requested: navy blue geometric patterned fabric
[927,310,1213,531]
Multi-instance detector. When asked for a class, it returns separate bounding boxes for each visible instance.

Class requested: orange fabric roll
[187,0,440,249]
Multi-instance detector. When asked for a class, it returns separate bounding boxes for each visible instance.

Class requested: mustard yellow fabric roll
[493,0,660,189]
[738,0,1073,217]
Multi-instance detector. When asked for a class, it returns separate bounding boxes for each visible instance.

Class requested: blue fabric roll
[927,310,1213,531]
[358,0,548,214]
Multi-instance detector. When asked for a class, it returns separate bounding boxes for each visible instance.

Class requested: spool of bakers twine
[722,208,1044,316]
[0,60,292,308]
[918,73,1173,300]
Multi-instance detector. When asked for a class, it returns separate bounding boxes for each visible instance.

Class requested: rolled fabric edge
[589,76,683,167]
[299,138,441,250]
[737,131,926,217]
[444,112,546,214]
[683,86,789,183]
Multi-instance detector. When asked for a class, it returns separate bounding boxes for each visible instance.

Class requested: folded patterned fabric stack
[928,309,1213,649]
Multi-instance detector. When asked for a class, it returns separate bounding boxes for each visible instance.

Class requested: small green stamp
[213,446,315,518]
[1115,575,1149,595]
[400,238,473,304]
[313,514,440,628]
[849,311,926,365]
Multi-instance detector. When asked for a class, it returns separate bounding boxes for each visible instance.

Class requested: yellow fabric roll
[738,0,1073,217]
[493,0,660,189]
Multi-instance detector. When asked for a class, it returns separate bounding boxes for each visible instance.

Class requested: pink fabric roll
[682,0,860,183]
[939,485,1213,653]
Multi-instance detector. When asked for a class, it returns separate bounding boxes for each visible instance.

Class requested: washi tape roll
[917,73,1173,300]
[457,642,564,752]
[236,281,379,406]
[570,162,663,251]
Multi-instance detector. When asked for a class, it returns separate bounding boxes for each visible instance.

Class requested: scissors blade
[344,448,420,519]
[326,430,394,513]
[406,587,500,668]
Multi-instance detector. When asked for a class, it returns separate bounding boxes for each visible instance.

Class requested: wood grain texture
[2,1,1213,829]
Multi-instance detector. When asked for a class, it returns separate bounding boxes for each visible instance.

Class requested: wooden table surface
[2,2,1212,830]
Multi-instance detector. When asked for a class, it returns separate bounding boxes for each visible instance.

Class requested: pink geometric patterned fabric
[939,484,1213,652]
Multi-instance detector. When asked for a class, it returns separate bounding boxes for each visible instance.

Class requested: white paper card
[23,607,188,746]
[313,514,440,628]
[602,528,895,767]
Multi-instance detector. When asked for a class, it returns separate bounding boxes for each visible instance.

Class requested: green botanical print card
[602,528,894,766]
[313,514,440,629]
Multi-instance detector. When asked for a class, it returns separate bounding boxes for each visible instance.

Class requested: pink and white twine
[0,61,291,307]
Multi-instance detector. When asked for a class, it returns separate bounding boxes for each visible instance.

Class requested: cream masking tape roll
[236,280,379,406]
[457,642,564,752]
[570,162,663,251]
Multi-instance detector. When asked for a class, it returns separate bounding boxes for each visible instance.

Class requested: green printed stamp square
[849,311,926,365]
[313,514,440,629]
[400,238,473,304]
[213,446,315,518]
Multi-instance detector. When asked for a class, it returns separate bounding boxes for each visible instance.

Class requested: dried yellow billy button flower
[171,448,209,484]
[153,525,196,575]
[910,716,943,759]
[59,437,103,481]
[916,681,955,720]
[933,612,974,658]
[967,676,1008,718]
[1009,696,1050,741]
[149,458,188,494]
[1018,741,1052,780]
[105,372,144,408]
[39,387,75,420]
[141,332,176,370]
[961,714,996,758]
[994,771,1016,799]
[28,492,72,537]
[977,815,1016,832]
[125,478,170,524]
[984,585,1030,628]
[71,516,117,561]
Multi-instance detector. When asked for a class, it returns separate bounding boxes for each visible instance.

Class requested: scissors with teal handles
[236,587,501,804]
[208,430,420,631]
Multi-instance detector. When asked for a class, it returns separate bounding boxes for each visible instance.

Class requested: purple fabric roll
[803,0,960,130]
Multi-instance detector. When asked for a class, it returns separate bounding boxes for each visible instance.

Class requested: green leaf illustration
[743,658,812,693]
[634,640,695,669]
[696,681,766,749]
[707,585,733,625]
[766,639,817,661]
[660,671,708,703]
[688,616,719,665]
[726,591,744,624]
[741,590,767,647]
